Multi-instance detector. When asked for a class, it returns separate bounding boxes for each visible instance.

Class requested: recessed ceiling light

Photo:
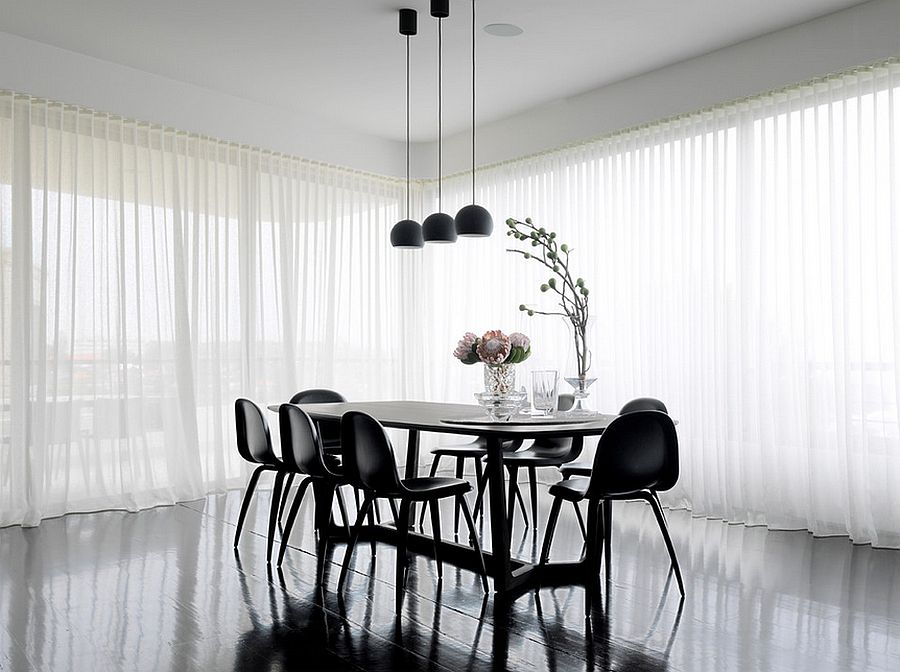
[484,23,523,37]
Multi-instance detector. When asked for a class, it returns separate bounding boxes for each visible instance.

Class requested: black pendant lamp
[454,0,493,238]
[390,8,424,249]
[422,0,457,244]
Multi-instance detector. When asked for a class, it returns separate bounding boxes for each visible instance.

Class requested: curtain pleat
[425,60,900,547]
[0,93,410,526]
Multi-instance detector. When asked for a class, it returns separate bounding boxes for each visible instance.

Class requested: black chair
[233,398,288,564]
[288,388,346,452]
[540,410,684,600]
[481,393,577,534]
[559,397,669,480]
[281,389,349,518]
[417,435,527,534]
[276,404,353,568]
[338,410,488,612]
[558,397,669,548]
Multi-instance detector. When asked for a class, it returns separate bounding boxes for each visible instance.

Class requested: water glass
[531,370,559,416]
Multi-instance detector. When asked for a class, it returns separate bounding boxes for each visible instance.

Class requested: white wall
[0,30,407,177]
[419,0,900,179]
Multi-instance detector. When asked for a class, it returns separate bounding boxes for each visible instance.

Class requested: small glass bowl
[474,391,528,422]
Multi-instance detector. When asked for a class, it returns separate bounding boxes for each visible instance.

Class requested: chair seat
[399,477,472,501]
[500,447,573,467]
[559,462,592,478]
[430,445,487,458]
[548,476,590,502]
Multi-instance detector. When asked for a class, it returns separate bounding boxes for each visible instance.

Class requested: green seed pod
[525,217,533,224]
[506,218,515,226]
[531,240,539,247]
[553,265,560,272]
[523,252,531,259]
[527,310,534,316]
[560,244,569,253]
[519,304,526,311]
[548,278,556,288]
[540,284,549,292]
[576,277,584,286]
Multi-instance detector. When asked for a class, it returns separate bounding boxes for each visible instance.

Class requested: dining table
[268,400,615,601]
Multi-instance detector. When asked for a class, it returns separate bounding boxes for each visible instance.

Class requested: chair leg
[279,472,295,522]
[428,499,443,581]
[527,466,538,533]
[574,502,587,540]
[366,503,378,555]
[234,465,266,548]
[395,499,412,613]
[584,499,604,617]
[388,498,401,528]
[473,468,489,521]
[603,500,612,584]
[267,471,286,564]
[458,495,489,593]
[514,481,529,528]
[454,457,464,537]
[338,494,374,592]
[277,477,312,566]
[335,486,351,538]
[646,493,685,597]
[539,496,564,565]
[418,456,442,528]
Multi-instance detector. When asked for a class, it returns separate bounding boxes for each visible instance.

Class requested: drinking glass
[531,370,559,416]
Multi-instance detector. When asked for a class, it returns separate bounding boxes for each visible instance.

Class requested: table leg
[404,429,420,528]
[485,435,511,593]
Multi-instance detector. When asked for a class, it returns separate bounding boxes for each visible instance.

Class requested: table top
[268,400,615,438]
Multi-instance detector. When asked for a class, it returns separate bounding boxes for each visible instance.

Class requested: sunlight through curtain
[426,59,900,547]
[0,92,416,526]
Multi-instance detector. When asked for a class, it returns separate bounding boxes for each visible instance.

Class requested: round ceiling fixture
[484,23,523,37]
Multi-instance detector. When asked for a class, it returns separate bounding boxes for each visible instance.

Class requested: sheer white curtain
[0,92,416,526]
[424,59,900,547]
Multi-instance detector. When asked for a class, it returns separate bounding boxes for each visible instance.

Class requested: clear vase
[563,316,597,415]
[483,363,517,396]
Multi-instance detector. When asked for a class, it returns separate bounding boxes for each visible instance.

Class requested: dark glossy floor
[2,478,900,672]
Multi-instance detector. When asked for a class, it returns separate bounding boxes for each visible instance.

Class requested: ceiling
[0,0,871,143]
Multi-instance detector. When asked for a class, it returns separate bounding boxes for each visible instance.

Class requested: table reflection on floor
[1,484,900,671]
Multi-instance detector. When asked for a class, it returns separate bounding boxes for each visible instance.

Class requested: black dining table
[268,400,615,600]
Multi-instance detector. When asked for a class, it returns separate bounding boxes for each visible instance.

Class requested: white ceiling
[0,0,871,143]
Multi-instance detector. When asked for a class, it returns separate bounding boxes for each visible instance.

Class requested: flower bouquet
[454,330,531,410]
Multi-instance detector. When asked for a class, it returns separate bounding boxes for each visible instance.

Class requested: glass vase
[563,316,597,415]
[483,363,517,396]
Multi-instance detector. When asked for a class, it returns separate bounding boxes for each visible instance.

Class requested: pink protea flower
[453,332,479,364]
[509,332,530,350]
[477,330,511,365]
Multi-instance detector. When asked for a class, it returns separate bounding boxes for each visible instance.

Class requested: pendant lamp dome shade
[391,218,425,248]
[455,204,493,237]
[423,212,457,243]
[454,0,492,240]
[391,8,423,249]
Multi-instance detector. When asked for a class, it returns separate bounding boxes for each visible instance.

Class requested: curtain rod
[438,54,900,182]
[0,89,409,187]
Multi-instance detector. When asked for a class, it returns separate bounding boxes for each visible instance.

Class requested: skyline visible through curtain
[0,93,416,526]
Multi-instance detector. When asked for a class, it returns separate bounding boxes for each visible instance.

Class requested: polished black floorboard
[2,477,900,671]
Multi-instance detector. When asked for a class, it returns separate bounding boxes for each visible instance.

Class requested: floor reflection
[1,484,900,671]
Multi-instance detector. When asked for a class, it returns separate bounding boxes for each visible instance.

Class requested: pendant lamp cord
[471,0,476,203]
[406,33,411,220]
[438,17,443,209]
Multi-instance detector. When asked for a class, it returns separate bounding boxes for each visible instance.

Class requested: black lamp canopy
[454,0,493,238]
[391,8,423,249]
[422,0,457,244]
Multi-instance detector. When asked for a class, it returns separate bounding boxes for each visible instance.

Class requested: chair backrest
[279,404,332,478]
[341,411,404,494]
[587,410,678,498]
[234,398,278,465]
[289,388,346,446]
[619,397,668,414]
